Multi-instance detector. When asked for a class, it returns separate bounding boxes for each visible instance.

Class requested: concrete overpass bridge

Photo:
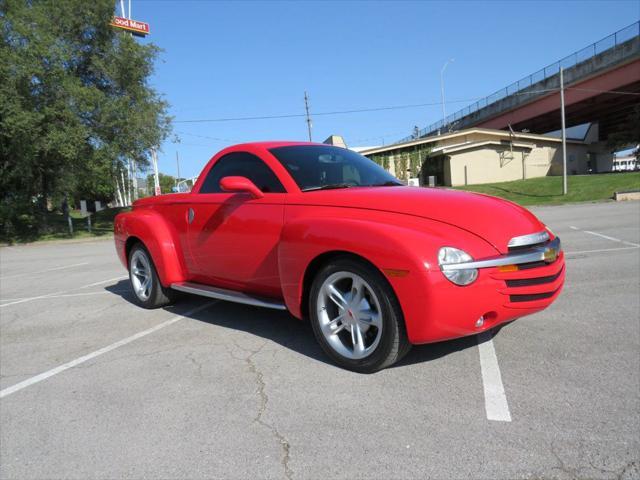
[400,22,640,143]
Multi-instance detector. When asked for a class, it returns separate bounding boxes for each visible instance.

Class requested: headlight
[438,247,478,286]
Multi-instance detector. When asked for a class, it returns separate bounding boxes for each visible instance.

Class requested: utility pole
[440,58,454,126]
[152,148,161,195]
[304,91,313,142]
[560,67,568,195]
[176,151,181,183]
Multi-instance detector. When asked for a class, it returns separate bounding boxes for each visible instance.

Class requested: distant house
[360,128,611,186]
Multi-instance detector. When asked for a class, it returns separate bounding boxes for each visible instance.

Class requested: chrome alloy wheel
[130,249,152,301]
[317,272,383,360]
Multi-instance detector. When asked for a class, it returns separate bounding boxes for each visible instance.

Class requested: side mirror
[219,176,264,199]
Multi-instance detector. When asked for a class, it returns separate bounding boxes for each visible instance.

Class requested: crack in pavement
[185,351,203,378]
[588,458,639,480]
[231,339,293,480]
[549,440,584,479]
[617,461,639,480]
[549,441,638,479]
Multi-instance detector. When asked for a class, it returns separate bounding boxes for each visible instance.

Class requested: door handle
[187,208,195,224]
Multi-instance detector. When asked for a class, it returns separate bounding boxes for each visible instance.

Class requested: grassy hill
[454,172,640,206]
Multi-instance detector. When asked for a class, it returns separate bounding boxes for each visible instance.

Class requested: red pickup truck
[115,142,564,372]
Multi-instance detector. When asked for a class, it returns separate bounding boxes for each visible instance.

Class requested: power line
[173,97,486,124]
[172,87,639,126]
[175,113,305,124]
[175,131,238,142]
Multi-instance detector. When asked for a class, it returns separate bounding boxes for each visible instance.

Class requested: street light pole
[440,58,455,127]
[560,67,568,195]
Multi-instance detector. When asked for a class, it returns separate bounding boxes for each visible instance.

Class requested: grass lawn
[454,172,640,206]
[4,207,129,244]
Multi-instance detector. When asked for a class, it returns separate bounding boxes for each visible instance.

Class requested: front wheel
[128,244,177,309]
[309,258,411,373]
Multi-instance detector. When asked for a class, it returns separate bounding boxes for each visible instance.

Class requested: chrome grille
[507,231,550,250]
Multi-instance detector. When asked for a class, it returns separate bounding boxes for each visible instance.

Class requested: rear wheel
[309,257,411,373]
[128,244,176,309]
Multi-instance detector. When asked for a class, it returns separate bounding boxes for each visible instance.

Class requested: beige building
[361,128,609,186]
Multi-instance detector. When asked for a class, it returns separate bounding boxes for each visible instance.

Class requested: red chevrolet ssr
[114,142,564,372]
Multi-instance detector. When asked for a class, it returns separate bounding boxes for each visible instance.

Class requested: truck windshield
[269,145,402,192]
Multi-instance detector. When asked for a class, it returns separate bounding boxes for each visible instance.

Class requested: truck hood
[289,186,545,254]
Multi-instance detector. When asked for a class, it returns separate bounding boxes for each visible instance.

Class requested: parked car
[114,142,565,372]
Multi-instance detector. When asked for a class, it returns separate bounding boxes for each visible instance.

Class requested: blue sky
[127,0,640,179]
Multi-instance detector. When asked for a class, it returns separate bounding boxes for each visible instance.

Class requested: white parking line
[566,246,640,256]
[0,275,128,308]
[0,290,128,303]
[0,291,68,307]
[80,275,128,289]
[0,262,90,280]
[570,226,640,247]
[477,332,511,422]
[0,302,214,399]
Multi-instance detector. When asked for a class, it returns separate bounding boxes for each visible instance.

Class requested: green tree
[146,172,177,195]
[0,0,171,240]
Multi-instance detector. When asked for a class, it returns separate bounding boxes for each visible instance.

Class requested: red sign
[110,16,150,36]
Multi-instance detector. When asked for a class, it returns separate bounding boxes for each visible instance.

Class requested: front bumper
[404,236,565,344]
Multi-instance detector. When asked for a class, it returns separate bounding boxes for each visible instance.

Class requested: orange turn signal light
[383,269,409,278]
[497,264,519,272]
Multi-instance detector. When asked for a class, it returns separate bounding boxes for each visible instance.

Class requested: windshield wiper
[367,181,403,187]
[302,183,356,192]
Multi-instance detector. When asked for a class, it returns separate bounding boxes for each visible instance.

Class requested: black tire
[128,243,177,309]
[309,257,411,373]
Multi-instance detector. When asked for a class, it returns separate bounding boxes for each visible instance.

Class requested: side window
[199,152,286,194]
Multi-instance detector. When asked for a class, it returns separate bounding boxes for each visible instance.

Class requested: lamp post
[560,67,568,195]
[440,58,455,128]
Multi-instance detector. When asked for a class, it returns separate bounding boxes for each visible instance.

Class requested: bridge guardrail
[398,21,640,144]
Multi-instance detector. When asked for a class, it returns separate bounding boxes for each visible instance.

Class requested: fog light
[475,316,485,328]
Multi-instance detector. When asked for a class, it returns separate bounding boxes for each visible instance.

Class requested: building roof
[360,127,584,156]
[435,139,537,155]
[323,135,348,148]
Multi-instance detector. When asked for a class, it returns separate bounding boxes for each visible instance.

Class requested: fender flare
[116,209,187,286]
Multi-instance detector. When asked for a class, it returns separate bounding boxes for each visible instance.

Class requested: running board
[170,282,287,311]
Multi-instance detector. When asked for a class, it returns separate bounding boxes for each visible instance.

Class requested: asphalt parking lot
[1,201,639,480]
